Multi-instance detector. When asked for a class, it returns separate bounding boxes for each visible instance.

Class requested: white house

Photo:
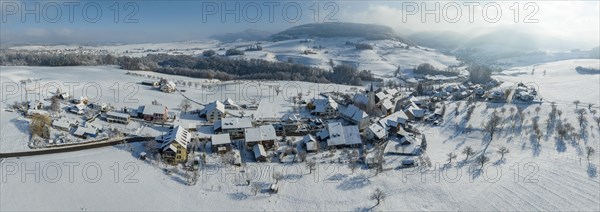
[106,111,130,124]
[160,81,177,93]
[215,117,253,137]
[200,100,226,122]
[223,98,241,110]
[138,104,168,121]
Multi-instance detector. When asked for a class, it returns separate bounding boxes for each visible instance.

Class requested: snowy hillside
[495,59,600,105]
[8,38,461,79]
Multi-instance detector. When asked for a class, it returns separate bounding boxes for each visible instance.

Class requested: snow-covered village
[1,1,599,211]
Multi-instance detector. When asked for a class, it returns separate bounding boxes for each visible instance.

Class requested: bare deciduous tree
[497,146,509,161]
[50,96,61,113]
[370,188,386,206]
[477,154,490,168]
[577,109,587,128]
[446,152,457,164]
[573,100,580,108]
[484,112,502,141]
[462,146,474,161]
[586,146,595,162]
[179,99,191,114]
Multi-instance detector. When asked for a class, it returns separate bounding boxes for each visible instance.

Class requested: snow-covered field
[496,59,600,105]
[9,38,461,78]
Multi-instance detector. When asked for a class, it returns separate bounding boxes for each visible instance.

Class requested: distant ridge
[270,22,415,45]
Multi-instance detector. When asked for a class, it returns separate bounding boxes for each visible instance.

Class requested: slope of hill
[270,23,414,44]
[495,59,600,105]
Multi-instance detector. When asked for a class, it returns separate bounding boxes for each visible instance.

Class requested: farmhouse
[138,105,168,121]
[69,103,86,115]
[378,110,409,130]
[309,96,338,118]
[73,126,98,139]
[160,81,176,93]
[340,105,370,130]
[211,134,232,153]
[223,98,241,110]
[52,118,78,131]
[106,111,130,124]
[318,122,362,148]
[405,103,425,120]
[280,114,301,131]
[366,123,387,141]
[158,126,191,164]
[215,117,253,137]
[244,125,277,150]
[200,100,226,122]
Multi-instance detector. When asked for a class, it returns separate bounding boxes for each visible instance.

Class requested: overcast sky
[1,1,598,49]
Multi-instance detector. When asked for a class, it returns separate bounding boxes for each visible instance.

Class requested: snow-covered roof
[196,125,215,139]
[27,109,50,116]
[341,105,368,123]
[343,125,361,146]
[158,126,191,149]
[202,100,226,114]
[253,144,267,159]
[384,88,398,96]
[84,122,103,130]
[73,126,97,136]
[381,99,394,110]
[312,96,338,113]
[106,111,129,119]
[306,140,317,152]
[324,122,362,147]
[52,118,74,129]
[211,134,231,146]
[245,125,276,143]
[302,134,317,143]
[141,105,167,115]
[407,104,425,118]
[378,111,408,128]
[280,114,300,123]
[220,117,253,130]
[375,92,388,100]
[353,93,368,106]
[223,98,238,106]
[409,96,422,104]
[325,122,344,146]
[367,123,386,140]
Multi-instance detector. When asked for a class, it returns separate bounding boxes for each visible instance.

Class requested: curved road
[0,136,154,159]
